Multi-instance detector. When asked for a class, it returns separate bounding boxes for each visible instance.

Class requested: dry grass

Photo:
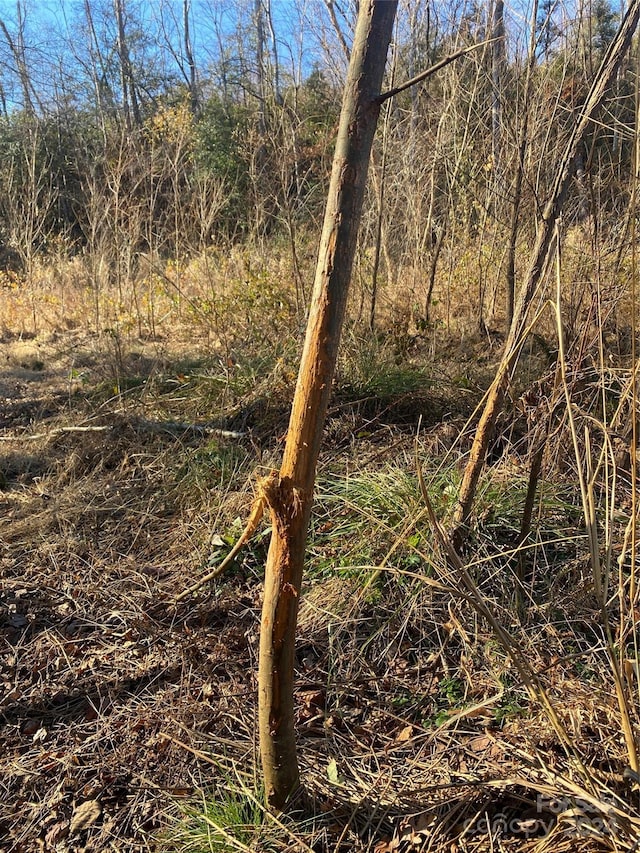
[1,251,640,853]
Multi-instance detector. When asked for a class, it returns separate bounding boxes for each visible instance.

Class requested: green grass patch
[309,467,425,582]
[176,439,252,496]
[337,331,433,400]
[164,785,276,852]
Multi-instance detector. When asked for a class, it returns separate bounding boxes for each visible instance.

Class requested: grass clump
[309,467,424,584]
[166,785,274,853]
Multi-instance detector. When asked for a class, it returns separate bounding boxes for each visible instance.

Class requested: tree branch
[376,40,494,104]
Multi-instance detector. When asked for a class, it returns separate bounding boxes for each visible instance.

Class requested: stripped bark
[258,0,397,810]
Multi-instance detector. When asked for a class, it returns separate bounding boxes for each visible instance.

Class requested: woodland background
[0,0,629,338]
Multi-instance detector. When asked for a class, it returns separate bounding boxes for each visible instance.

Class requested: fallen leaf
[468,734,502,758]
[413,812,436,832]
[45,820,69,847]
[395,724,413,743]
[514,817,544,834]
[468,735,492,752]
[83,704,99,722]
[22,719,40,736]
[299,689,325,710]
[70,799,102,834]
[32,726,47,743]
[327,758,341,784]
[373,838,398,853]
[382,811,436,853]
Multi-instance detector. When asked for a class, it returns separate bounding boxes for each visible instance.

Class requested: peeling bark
[257,0,397,810]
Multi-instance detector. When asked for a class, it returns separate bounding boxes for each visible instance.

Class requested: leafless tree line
[0,0,634,339]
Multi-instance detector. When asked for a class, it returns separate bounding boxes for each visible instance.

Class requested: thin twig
[0,420,245,442]
[0,425,111,440]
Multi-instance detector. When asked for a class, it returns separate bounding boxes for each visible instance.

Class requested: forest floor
[1,321,639,853]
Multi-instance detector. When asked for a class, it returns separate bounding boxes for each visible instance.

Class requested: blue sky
[0,0,583,113]
[0,0,328,102]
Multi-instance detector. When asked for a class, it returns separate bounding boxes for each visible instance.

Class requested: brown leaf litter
[1,330,639,852]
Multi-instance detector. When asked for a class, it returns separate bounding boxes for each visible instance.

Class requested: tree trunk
[258,0,397,811]
[425,222,447,324]
[255,0,267,137]
[265,0,282,105]
[183,0,199,114]
[490,0,505,187]
[114,0,140,128]
[506,0,539,328]
[0,2,37,116]
[452,0,640,545]
[83,0,112,136]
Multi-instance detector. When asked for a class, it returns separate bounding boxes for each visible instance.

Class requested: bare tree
[83,0,115,131]
[0,2,39,115]
[505,0,539,328]
[258,0,397,810]
[490,0,505,184]
[114,0,141,128]
[156,0,201,113]
[254,0,267,135]
[323,0,351,64]
[0,121,57,331]
[183,0,199,112]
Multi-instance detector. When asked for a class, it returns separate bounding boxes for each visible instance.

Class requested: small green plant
[166,785,271,852]
[494,696,527,727]
[390,692,412,711]
[422,677,467,728]
[438,676,464,705]
[431,709,453,727]
[178,440,250,494]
